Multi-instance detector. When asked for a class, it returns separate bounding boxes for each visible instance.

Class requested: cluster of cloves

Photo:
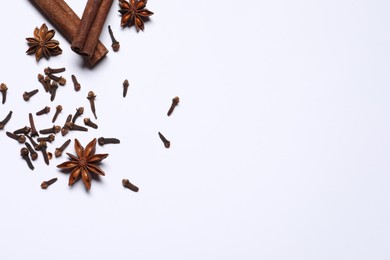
[36,67,68,102]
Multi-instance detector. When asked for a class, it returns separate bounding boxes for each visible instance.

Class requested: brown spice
[26,23,62,61]
[71,0,114,58]
[118,0,154,31]
[30,0,109,66]
[41,178,58,189]
[0,83,8,104]
[57,138,108,190]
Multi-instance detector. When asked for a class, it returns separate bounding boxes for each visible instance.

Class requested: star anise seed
[118,0,154,32]
[26,23,62,61]
[57,138,108,190]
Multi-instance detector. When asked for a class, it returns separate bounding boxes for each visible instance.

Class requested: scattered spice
[26,23,62,61]
[84,118,98,129]
[23,89,39,101]
[52,105,62,123]
[38,74,49,92]
[14,126,31,135]
[36,106,51,116]
[0,111,13,129]
[158,132,170,148]
[167,96,180,116]
[37,134,55,143]
[36,141,49,165]
[122,179,139,192]
[57,138,108,190]
[48,74,66,86]
[123,79,129,97]
[41,178,58,189]
[61,114,73,136]
[108,25,120,51]
[29,113,39,137]
[44,67,66,75]
[25,142,38,161]
[72,107,84,123]
[71,75,81,91]
[50,82,58,101]
[0,83,8,104]
[6,132,26,144]
[21,147,34,170]
[87,91,97,119]
[39,125,61,135]
[55,139,71,158]
[118,0,154,32]
[98,137,120,145]
[66,122,88,132]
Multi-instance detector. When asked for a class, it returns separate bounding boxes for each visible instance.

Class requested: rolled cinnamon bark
[71,0,102,56]
[30,0,109,67]
[82,0,114,58]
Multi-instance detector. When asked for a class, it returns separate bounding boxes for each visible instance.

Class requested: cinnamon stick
[30,0,108,67]
[82,0,114,58]
[71,0,102,56]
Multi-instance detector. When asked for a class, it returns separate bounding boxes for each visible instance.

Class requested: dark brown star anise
[57,138,108,190]
[26,23,62,61]
[118,0,154,32]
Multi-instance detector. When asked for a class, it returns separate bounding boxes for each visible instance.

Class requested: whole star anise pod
[57,138,108,190]
[118,0,154,32]
[26,23,62,61]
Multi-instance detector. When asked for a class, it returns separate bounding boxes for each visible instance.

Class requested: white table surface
[0,1,389,259]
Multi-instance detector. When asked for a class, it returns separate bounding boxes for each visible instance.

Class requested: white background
[0,0,389,259]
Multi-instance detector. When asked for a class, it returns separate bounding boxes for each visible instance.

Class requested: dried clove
[44,76,51,90]
[50,82,58,102]
[23,89,39,101]
[98,137,120,146]
[21,147,34,170]
[29,113,39,137]
[25,134,39,149]
[122,179,139,192]
[84,118,98,129]
[158,132,170,148]
[87,91,97,119]
[52,105,62,123]
[108,25,120,52]
[36,141,49,165]
[13,126,31,135]
[71,74,81,91]
[36,106,51,116]
[123,79,129,98]
[44,67,66,75]
[37,134,55,143]
[38,74,49,92]
[48,74,66,86]
[6,131,26,144]
[25,142,38,161]
[0,111,12,129]
[55,139,71,157]
[41,178,58,189]
[39,125,61,135]
[72,107,84,123]
[66,122,88,132]
[0,83,8,104]
[61,114,72,136]
[167,96,180,116]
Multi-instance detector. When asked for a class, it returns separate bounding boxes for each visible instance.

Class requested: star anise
[26,23,62,62]
[57,138,108,190]
[118,0,154,32]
